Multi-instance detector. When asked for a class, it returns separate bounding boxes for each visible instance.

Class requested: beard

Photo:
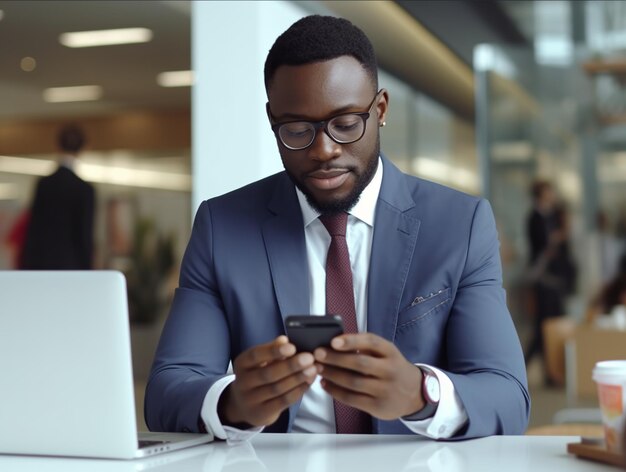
[284,135,380,215]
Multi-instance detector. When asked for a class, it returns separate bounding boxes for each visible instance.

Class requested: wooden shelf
[582,60,626,76]
[597,114,626,126]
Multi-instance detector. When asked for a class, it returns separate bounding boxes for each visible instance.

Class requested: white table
[0,434,617,471]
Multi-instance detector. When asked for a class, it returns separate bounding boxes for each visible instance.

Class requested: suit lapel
[262,175,310,432]
[367,159,421,342]
[262,174,310,321]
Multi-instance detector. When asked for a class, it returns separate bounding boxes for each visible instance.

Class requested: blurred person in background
[524,181,577,382]
[615,204,626,242]
[595,210,624,285]
[585,253,626,330]
[20,124,95,270]
[550,204,578,296]
[4,209,30,269]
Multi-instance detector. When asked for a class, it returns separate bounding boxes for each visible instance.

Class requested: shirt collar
[59,155,76,170]
[296,157,383,228]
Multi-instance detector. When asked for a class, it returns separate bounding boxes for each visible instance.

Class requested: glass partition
[474,43,615,330]
[379,70,479,195]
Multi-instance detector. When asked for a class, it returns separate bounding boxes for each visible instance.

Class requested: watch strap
[401,368,439,421]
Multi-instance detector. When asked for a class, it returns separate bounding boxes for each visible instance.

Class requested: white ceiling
[0,0,191,121]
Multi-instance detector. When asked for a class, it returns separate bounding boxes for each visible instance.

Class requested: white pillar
[191,1,309,216]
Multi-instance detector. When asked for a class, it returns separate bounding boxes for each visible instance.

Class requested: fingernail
[298,353,314,366]
[279,344,294,356]
[303,366,317,377]
[314,348,326,360]
[331,337,344,349]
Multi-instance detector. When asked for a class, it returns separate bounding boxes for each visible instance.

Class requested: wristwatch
[402,367,440,421]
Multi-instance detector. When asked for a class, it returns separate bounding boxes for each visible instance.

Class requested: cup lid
[593,360,626,376]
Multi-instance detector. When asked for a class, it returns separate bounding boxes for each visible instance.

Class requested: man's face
[539,186,556,210]
[267,56,388,214]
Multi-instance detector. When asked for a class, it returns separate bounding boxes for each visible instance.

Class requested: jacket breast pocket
[397,287,451,331]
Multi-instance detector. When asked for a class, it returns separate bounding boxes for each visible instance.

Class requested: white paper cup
[592,360,626,453]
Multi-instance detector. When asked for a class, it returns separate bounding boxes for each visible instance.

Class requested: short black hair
[58,124,86,154]
[264,15,378,92]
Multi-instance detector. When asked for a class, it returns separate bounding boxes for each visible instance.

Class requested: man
[21,124,95,270]
[524,181,572,372]
[145,15,529,440]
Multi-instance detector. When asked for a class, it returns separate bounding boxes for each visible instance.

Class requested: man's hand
[314,333,425,420]
[218,335,318,428]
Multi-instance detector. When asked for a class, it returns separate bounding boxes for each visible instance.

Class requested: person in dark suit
[145,15,529,440]
[524,181,576,378]
[21,125,95,270]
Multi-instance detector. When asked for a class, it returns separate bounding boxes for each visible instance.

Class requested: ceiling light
[20,57,37,72]
[157,70,194,87]
[43,85,103,103]
[59,27,153,48]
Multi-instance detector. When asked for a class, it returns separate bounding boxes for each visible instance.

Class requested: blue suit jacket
[145,157,530,438]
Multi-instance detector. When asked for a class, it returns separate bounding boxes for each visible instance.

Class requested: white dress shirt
[201,158,467,442]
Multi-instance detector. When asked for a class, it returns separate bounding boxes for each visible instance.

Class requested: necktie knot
[320,212,348,237]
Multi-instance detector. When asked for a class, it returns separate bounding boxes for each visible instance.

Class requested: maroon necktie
[320,212,371,434]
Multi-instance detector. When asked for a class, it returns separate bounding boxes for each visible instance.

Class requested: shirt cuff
[200,374,264,444]
[400,364,468,439]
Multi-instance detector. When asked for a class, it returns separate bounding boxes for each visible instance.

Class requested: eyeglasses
[269,90,382,151]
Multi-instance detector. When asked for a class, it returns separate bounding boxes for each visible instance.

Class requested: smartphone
[285,315,345,353]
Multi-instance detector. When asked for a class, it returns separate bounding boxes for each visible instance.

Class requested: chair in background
[527,324,626,436]
[548,326,626,429]
[564,325,626,404]
[543,317,578,386]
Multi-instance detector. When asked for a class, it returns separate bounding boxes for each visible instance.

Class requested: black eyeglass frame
[268,89,382,151]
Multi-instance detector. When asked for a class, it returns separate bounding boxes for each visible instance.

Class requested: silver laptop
[0,271,213,459]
